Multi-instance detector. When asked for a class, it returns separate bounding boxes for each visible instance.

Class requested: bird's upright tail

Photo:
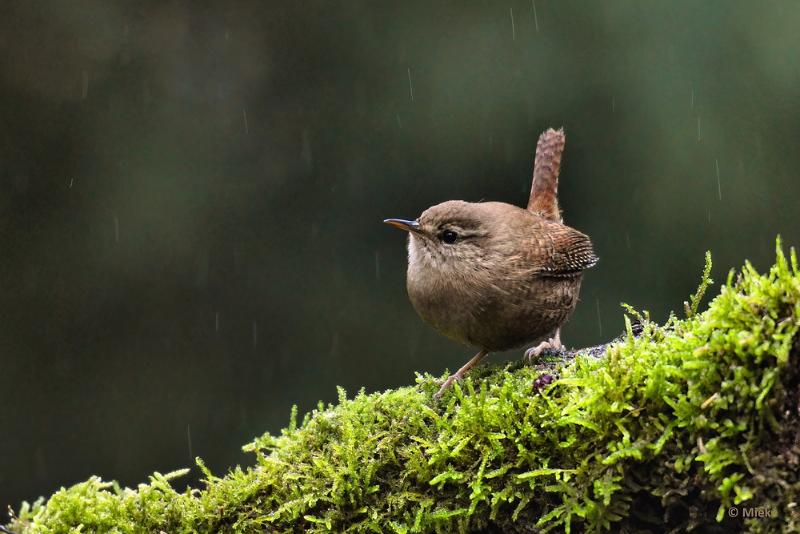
[527,128,565,222]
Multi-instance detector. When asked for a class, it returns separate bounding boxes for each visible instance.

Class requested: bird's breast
[406,258,582,351]
[406,260,477,344]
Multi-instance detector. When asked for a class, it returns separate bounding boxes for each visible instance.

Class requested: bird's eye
[439,230,458,244]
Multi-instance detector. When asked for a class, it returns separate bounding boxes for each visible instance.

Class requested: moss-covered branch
[7,239,800,533]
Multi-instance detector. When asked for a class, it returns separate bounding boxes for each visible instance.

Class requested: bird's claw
[433,374,462,399]
[524,336,563,365]
[432,349,489,399]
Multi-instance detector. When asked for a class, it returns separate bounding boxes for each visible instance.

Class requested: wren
[384,128,597,398]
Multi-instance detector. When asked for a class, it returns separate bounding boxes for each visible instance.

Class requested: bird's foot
[434,373,463,399]
[433,349,489,399]
[524,335,564,365]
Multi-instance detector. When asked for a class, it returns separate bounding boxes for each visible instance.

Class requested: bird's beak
[383,218,421,233]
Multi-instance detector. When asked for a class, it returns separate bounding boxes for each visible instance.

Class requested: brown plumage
[528,128,565,222]
[384,128,597,398]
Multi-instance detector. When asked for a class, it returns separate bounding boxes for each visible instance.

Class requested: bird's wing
[525,224,598,277]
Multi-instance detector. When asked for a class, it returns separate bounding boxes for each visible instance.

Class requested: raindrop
[68,177,74,189]
[81,70,89,99]
[35,446,47,480]
[301,129,313,171]
[407,68,414,102]
[531,0,540,32]
[186,424,193,463]
[240,403,249,428]
[596,299,602,337]
[625,232,631,250]
[408,330,420,359]
[510,8,516,41]
[611,96,616,113]
[690,85,695,109]
[707,208,712,223]
[252,321,258,349]
[142,79,152,104]
[396,113,403,129]
[714,158,721,200]
[113,216,120,243]
[242,108,249,134]
[330,331,340,358]
[696,117,701,142]
[196,249,210,287]
[233,246,241,275]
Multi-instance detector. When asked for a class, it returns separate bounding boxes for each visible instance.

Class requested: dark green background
[2,1,799,510]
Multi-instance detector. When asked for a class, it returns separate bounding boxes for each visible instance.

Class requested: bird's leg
[524,328,563,364]
[434,349,489,399]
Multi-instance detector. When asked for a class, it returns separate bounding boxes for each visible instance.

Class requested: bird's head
[384,200,515,273]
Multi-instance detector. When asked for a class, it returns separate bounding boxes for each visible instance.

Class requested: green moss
[8,239,800,533]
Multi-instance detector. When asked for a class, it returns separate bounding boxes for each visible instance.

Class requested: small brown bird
[384,128,597,398]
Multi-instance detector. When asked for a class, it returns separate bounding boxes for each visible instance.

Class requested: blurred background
[2,0,799,510]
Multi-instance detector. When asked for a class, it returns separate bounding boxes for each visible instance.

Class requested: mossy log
[7,240,800,533]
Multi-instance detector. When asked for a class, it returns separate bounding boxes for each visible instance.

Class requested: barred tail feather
[528,128,565,222]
